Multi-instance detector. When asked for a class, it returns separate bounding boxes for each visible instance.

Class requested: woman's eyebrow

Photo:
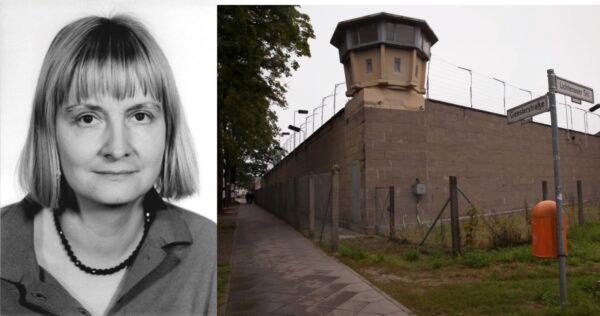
[63,103,104,113]
[127,102,163,112]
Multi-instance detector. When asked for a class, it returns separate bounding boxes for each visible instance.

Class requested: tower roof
[330,12,438,48]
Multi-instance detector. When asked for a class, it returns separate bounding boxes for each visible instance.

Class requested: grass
[217,213,237,315]
[334,221,600,315]
[217,264,232,299]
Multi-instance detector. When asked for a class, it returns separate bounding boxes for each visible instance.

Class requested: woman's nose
[100,122,132,160]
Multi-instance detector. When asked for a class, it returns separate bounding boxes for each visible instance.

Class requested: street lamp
[333,82,345,114]
[279,132,290,150]
[458,66,472,108]
[493,77,506,114]
[590,103,600,112]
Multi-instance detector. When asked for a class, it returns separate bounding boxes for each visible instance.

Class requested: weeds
[464,206,480,248]
[334,221,600,315]
[403,249,420,262]
[462,250,491,268]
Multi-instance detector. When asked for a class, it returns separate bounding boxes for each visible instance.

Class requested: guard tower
[330,12,438,111]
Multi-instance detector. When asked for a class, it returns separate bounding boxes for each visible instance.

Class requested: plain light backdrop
[0,0,216,222]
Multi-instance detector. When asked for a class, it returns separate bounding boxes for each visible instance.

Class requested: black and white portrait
[0,1,216,315]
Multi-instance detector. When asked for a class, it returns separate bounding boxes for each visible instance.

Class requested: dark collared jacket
[1,193,216,316]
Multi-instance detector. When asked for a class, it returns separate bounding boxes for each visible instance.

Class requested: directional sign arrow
[507,95,549,124]
[555,76,594,103]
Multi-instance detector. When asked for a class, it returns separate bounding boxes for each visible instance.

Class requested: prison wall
[364,99,600,229]
[256,98,367,231]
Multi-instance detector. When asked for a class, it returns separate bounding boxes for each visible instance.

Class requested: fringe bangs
[62,23,163,105]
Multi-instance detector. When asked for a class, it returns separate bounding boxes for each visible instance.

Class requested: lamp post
[288,124,304,149]
[458,66,472,108]
[304,114,313,140]
[587,104,600,142]
[299,122,308,142]
[493,77,506,114]
[320,94,335,125]
[333,82,345,114]
[292,109,308,149]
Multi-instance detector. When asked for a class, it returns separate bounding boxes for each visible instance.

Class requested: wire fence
[279,55,600,155]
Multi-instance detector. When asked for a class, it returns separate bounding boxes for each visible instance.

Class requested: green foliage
[489,213,526,248]
[218,6,315,200]
[402,249,420,262]
[217,264,232,297]
[334,222,600,315]
[338,245,368,261]
[430,257,446,269]
[462,250,491,268]
[464,206,480,248]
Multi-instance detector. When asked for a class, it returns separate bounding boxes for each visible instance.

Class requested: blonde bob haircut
[18,15,198,208]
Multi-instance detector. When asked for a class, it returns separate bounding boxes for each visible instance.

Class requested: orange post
[531,200,567,258]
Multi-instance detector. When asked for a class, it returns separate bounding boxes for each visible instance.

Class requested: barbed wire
[279,56,600,155]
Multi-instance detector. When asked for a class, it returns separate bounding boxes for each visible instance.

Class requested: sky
[276,5,600,152]
[0,0,216,222]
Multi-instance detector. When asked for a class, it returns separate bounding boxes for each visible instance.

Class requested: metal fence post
[389,186,395,240]
[542,180,548,200]
[331,165,340,252]
[309,175,316,238]
[547,69,567,306]
[577,180,584,226]
[449,176,461,255]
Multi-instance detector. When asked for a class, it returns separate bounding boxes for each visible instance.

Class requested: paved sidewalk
[225,203,412,316]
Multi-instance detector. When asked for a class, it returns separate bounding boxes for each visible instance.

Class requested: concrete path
[225,203,412,316]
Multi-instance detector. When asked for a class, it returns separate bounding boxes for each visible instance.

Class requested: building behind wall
[256,12,600,234]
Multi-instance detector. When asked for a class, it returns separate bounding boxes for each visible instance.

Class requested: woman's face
[56,87,166,207]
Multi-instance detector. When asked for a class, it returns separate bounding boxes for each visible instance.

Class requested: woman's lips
[93,170,138,180]
[94,170,138,175]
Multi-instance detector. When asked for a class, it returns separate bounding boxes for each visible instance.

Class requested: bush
[431,257,446,269]
[371,253,385,263]
[403,249,420,262]
[462,250,491,268]
[489,214,525,248]
[338,246,368,261]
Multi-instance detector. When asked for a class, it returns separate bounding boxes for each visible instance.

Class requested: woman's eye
[132,112,152,123]
[77,114,97,125]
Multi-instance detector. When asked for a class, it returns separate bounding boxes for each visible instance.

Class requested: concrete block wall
[259,100,367,230]
[260,96,600,234]
[364,99,600,228]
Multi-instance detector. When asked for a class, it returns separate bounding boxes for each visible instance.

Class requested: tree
[218,6,314,209]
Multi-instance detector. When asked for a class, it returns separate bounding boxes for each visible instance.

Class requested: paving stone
[350,290,385,303]
[317,291,358,308]
[336,299,369,312]
[340,282,372,292]
[327,309,355,316]
[359,300,401,314]
[225,204,411,316]
[226,300,285,314]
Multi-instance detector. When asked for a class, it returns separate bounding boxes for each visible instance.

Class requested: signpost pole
[547,69,567,307]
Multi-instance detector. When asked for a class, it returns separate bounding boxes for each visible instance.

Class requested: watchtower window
[358,23,378,44]
[394,58,401,72]
[415,64,419,78]
[366,58,373,73]
[385,22,414,45]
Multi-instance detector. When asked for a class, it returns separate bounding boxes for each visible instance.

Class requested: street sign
[571,97,581,104]
[555,76,594,103]
[507,95,549,124]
